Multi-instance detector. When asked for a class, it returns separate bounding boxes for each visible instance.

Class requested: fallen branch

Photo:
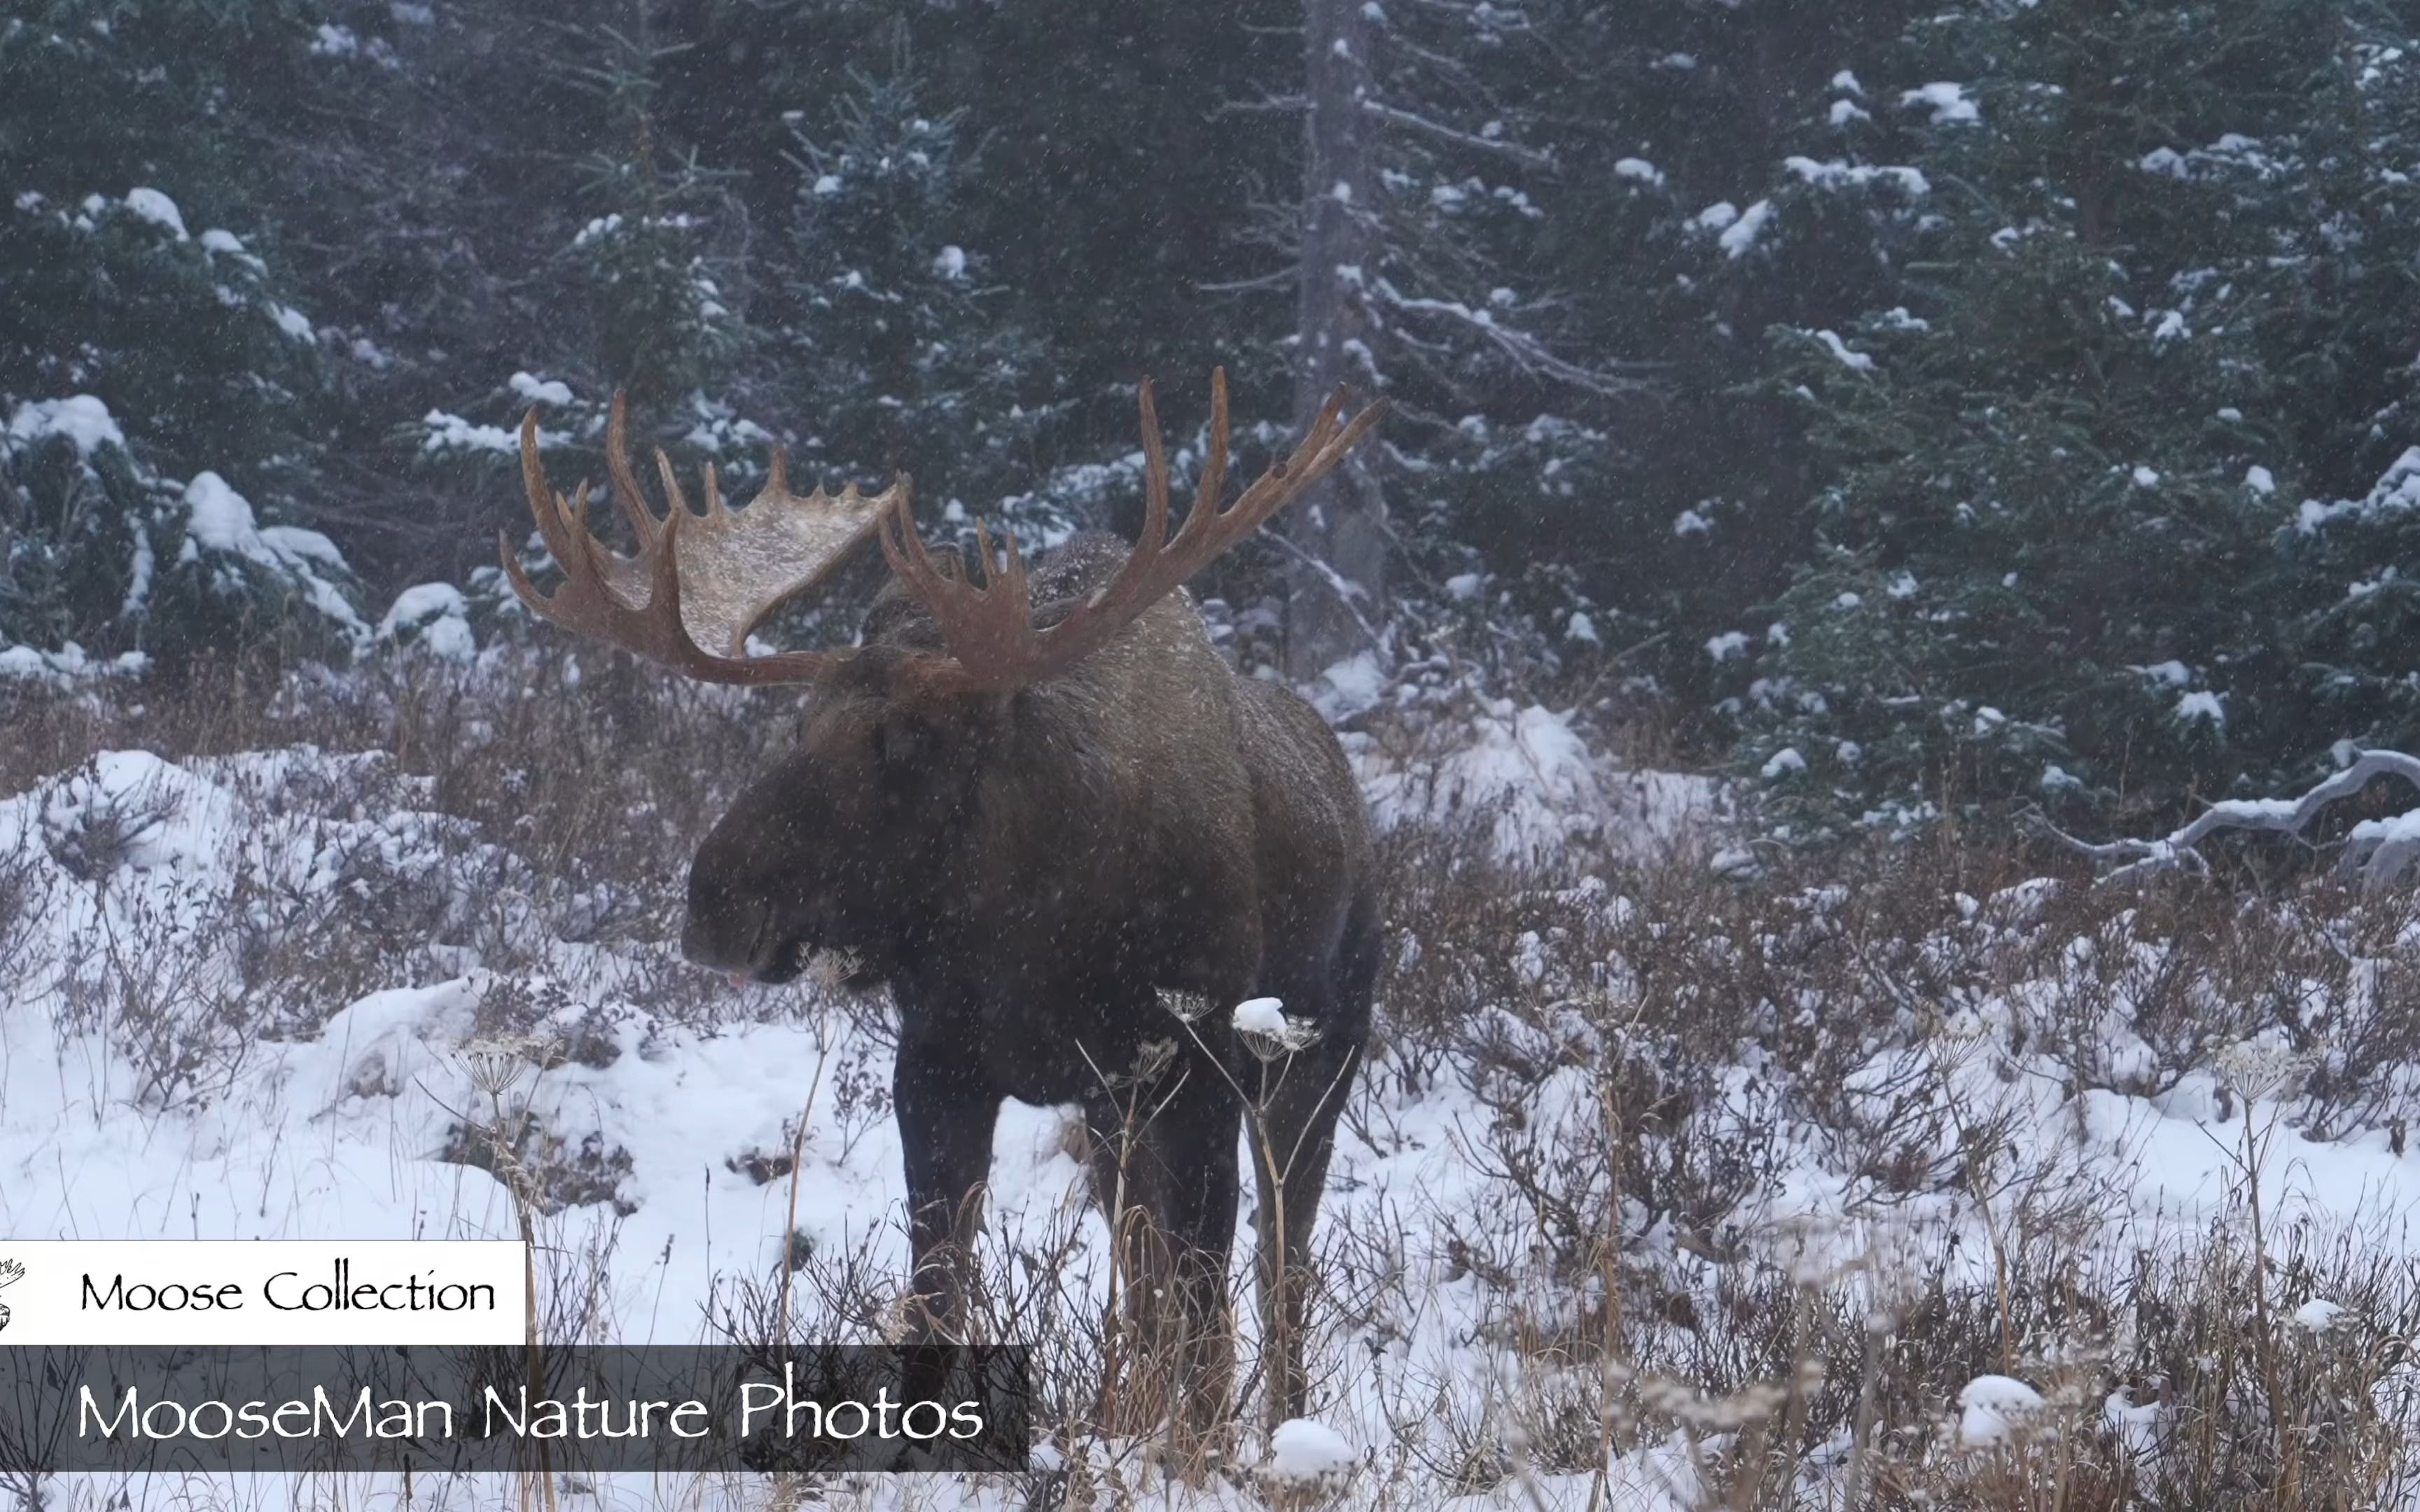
[2045,749,2420,888]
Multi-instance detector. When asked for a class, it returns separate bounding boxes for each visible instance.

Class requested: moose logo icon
[0,1257,22,1334]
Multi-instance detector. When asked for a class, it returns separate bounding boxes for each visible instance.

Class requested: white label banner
[0,1242,527,1345]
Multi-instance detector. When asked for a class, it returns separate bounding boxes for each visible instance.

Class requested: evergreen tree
[1735,0,2420,837]
[566,1,746,414]
[0,3,366,663]
[4,394,366,665]
[1280,0,1655,682]
[408,0,780,627]
[1470,0,1928,718]
[775,64,1055,534]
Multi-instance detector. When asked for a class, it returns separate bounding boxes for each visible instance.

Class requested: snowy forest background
[8,2,2420,1510]
[15,0,2420,831]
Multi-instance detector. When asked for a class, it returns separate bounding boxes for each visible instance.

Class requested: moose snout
[683,814,796,979]
[679,892,765,976]
[679,853,781,976]
[682,862,823,983]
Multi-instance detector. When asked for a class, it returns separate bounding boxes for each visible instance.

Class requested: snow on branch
[1212,92,1308,117]
[1361,99,1553,167]
[1370,278,1653,396]
[2050,750,2420,888]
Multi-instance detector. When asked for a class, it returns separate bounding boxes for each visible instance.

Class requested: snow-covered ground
[3,697,2416,1510]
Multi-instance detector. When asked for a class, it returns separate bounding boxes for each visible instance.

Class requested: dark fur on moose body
[683,533,1379,1418]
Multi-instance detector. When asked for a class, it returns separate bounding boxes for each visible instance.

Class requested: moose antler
[500,372,1385,691]
[877,368,1386,694]
[499,396,896,683]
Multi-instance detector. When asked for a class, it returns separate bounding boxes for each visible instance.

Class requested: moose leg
[893,1043,995,1344]
[1084,1049,1243,1442]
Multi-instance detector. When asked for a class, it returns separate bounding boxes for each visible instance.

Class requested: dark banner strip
[0,1345,1030,1474]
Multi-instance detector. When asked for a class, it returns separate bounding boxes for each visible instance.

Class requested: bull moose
[500,372,1384,1426]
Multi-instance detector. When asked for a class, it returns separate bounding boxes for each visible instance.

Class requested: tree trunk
[1285,0,1383,682]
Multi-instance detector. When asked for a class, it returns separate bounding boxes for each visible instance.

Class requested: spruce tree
[1738,0,2420,836]
[1487,0,1929,717]
[0,3,366,664]
[776,64,1055,536]
[567,1,744,415]
[1279,0,1655,684]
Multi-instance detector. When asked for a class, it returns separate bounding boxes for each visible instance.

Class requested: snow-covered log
[2055,750,2420,888]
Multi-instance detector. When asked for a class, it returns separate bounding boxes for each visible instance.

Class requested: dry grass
[4,652,2417,1510]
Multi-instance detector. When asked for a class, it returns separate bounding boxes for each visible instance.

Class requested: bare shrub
[1344,811,2420,1509]
[8,654,2420,1511]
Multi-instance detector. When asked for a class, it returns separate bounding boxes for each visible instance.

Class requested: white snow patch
[2297,446,2420,533]
[0,643,148,687]
[1903,82,1980,125]
[1232,997,1288,1037]
[1784,157,1927,195]
[183,472,260,554]
[123,186,189,239]
[1814,330,1873,370]
[2294,1298,2346,1332]
[508,372,573,407]
[1311,651,1388,720]
[1960,1376,2046,1444]
[2175,690,2225,726]
[6,395,125,456]
[179,474,367,640]
[423,410,566,456]
[1720,199,1775,258]
[1358,701,1726,864]
[1264,1418,1355,1483]
[378,583,477,663]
